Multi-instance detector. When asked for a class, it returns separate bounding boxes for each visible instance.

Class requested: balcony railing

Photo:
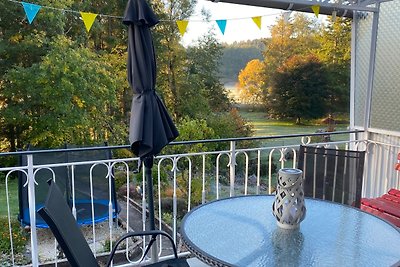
[0,130,399,266]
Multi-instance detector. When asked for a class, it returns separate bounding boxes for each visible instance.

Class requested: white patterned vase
[272,168,306,229]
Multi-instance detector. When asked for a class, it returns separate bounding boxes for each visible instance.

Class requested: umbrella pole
[143,156,159,263]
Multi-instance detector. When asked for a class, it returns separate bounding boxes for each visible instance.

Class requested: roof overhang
[208,0,380,18]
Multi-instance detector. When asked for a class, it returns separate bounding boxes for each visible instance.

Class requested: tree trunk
[8,126,16,152]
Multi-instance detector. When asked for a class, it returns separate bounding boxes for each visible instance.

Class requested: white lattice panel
[354,13,373,128]
[370,0,400,131]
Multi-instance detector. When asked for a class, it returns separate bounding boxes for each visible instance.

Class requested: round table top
[181,195,400,267]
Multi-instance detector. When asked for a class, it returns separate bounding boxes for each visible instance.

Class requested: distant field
[238,110,349,147]
[240,111,348,136]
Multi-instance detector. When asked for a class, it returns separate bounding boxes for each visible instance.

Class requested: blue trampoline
[22,200,116,228]
[18,145,120,228]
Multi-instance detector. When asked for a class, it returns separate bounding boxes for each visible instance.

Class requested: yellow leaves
[237,59,265,105]
[9,33,23,43]
[72,95,85,108]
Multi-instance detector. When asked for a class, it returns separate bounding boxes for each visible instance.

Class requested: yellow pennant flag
[80,12,98,32]
[311,5,320,18]
[252,16,262,30]
[176,20,189,36]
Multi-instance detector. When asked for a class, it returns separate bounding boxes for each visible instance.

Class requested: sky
[181,0,285,45]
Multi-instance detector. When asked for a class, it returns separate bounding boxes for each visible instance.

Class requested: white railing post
[27,154,39,267]
[202,155,206,204]
[229,141,236,197]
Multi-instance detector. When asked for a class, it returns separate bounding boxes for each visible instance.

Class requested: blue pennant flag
[21,2,41,24]
[216,20,227,35]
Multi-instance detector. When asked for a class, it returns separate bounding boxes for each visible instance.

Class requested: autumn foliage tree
[233,14,352,121]
[237,59,265,104]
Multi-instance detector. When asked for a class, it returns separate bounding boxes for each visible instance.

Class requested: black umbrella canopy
[123,0,179,159]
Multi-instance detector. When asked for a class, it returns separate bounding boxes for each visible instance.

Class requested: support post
[229,141,236,197]
[364,7,380,135]
[27,154,39,267]
[144,157,158,263]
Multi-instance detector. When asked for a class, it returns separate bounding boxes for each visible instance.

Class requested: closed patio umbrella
[123,0,179,234]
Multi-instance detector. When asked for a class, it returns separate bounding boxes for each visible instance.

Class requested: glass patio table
[181,195,400,267]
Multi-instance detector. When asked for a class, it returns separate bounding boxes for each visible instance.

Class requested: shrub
[161,212,173,226]
[0,217,28,254]
[160,197,187,219]
[113,170,128,191]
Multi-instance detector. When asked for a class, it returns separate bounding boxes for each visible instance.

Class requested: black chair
[297,145,366,208]
[37,180,189,267]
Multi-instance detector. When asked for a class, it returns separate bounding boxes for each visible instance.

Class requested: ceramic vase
[272,168,306,229]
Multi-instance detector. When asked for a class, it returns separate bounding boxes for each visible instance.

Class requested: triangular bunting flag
[176,20,189,36]
[252,16,262,30]
[216,20,227,35]
[80,12,98,32]
[21,2,41,24]
[311,5,320,18]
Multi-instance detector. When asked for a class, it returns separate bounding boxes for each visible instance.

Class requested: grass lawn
[240,111,348,136]
[239,110,349,148]
[0,178,19,218]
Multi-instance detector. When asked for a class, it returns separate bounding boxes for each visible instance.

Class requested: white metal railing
[0,130,399,266]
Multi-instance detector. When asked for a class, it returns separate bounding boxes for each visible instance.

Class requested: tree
[269,55,330,124]
[0,36,124,149]
[237,59,265,104]
[315,17,351,66]
[0,0,252,153]
[151,0,197,118]
[219,40,265,83]
[0,0,71,77]
[261,14,320,105]
[186,34,230,113]
[66,0,126,51]
[315,17,352,113]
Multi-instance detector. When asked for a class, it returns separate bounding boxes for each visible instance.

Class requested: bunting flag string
[7,0,332,36]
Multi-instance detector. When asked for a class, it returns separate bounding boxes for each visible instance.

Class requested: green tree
[315,17,351,113]
[315,17,351,65]
[65,1,126,50]
[261,14,320,105]
[269,55,330,124]
[0,0,72,77]
[1,36,123,149]
[186,34,230,113]
[151,0,197,118]
[0,0,252,153]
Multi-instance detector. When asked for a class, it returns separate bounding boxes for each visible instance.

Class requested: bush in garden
[0,217,28,254]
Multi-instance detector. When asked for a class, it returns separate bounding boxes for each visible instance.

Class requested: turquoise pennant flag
[21,2,42,24]
[216,20,227,35]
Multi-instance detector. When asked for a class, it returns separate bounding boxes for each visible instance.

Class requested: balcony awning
[207,0,381,18]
